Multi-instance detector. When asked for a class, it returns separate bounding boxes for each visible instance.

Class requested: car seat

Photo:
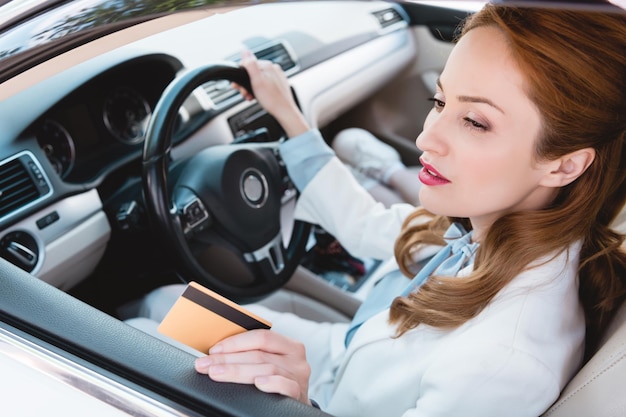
[541,207,626,417]
[542,302,626,417]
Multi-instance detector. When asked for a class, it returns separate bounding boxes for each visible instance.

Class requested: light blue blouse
[278,129,479,346]
[279,129,334,191]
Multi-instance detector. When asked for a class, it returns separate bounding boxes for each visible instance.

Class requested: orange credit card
[157,281,271,353]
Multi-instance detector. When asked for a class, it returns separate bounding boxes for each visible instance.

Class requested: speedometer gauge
[37,119,76,179]
[103,86,151,145]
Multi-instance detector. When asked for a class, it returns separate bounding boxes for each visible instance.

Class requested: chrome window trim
[0,326,198,417]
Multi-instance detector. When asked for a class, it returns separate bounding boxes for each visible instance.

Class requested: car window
[0,0,250,79]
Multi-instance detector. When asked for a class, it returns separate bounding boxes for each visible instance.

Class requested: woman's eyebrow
[437,77,506,115]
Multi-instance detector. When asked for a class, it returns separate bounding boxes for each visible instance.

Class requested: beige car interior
[215,10,626,414]
[277,207,626,417]
[542,208,626,417]
[3,2,623,414]
[274,26,626,417]
[290,208,626,417]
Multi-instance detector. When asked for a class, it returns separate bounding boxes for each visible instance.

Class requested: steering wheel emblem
[241,168,268,208]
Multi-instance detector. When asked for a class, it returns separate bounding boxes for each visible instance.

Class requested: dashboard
[0,0,453,301]
[34,57,180,183]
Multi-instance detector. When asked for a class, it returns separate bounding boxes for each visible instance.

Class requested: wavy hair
[389,3,626,357]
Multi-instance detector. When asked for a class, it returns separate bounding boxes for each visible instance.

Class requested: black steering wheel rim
[142,62,310,302]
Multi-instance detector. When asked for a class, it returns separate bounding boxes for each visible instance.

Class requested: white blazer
[287,157,585,417]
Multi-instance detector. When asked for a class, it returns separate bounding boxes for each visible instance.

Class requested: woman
[331,127,423,207]
[147,3,626,416]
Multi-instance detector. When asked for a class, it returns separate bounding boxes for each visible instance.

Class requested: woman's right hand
[236,50,310,138]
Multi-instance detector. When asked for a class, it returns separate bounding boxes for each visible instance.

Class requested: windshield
[0,0,49,22]
[0,0,246,62]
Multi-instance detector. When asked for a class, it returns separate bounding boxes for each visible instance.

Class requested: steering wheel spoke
[172,186,213,236]
[243,232,286,277]
[142,63,310,302]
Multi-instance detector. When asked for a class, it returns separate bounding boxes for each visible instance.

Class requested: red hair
[390,4,626,357]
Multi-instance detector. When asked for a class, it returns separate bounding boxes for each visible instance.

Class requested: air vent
[254,42,296,72]
[372,8,406,28]
[201,79,241,109]
[200,41,297,110]
[0,152,51,219]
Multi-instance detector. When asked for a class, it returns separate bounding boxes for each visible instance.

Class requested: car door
[323,2,475,167]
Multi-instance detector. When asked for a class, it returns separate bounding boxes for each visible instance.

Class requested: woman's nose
[415,110,448,155]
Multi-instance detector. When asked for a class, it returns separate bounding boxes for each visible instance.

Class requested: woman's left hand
[195,329,312,405]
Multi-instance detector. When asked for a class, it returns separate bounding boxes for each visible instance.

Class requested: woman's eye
[463,117,487,132]
[428,97,445,112]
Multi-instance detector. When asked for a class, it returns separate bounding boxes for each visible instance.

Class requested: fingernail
[195,356,212,369]
[209,344,223,354]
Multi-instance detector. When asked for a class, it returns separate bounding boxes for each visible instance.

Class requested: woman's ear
[540,148,596,188]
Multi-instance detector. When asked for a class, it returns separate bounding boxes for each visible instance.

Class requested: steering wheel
[142,63,310,303]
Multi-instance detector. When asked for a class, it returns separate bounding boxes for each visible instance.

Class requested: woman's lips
[418,160,450,186]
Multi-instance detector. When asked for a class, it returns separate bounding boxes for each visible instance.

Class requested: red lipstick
[418,159,450,186]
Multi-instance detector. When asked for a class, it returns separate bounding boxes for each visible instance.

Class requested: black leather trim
[398,1,473,42]
[0,258,330,417]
